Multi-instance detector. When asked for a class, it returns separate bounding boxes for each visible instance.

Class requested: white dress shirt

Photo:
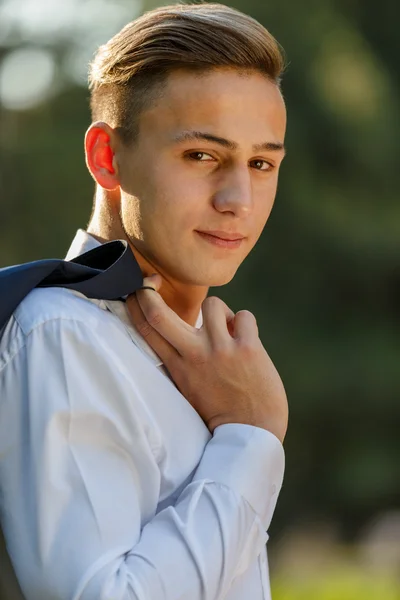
[0,230,285,600]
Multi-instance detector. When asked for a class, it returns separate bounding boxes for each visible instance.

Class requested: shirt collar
[65,229,101,261]
[65,229,203,367]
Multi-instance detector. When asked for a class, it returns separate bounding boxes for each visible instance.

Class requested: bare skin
[129,274,288,441]
[84,66,288,441]
[85,67,286,326]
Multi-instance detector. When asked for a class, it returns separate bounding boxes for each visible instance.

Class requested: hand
[127,276,288,442]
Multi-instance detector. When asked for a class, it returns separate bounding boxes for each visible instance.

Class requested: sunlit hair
[88,3,285,144]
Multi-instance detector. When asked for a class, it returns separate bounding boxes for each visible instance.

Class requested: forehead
[139,67,287,145]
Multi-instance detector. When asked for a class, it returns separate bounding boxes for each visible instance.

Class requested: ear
[85,122,120,190]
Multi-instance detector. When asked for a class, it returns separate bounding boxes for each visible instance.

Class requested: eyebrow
[172,130,286,155]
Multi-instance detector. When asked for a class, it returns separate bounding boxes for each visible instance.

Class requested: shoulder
[1,288,143,380]
[13,287,109,336]
[0,288,114,370]
[0,288,126,370]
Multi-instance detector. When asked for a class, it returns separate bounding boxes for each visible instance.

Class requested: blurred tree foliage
[0,0,399,544]
[272,570,400,600]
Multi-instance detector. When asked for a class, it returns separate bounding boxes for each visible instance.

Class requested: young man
[0,3,288,599]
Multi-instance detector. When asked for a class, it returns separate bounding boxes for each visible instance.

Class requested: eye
[186,151,215,162]
[249,159,273,172]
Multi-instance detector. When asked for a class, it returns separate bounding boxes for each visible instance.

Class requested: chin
[211,273,237,286]
[191,269,237,287]
[171,259,240,287]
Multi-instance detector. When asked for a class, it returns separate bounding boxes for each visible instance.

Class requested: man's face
[116,67,287,287]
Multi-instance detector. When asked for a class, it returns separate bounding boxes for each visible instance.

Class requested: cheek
[252,180,279,231]
[154,175,206,227]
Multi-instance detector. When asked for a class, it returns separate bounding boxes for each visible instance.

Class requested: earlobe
[85,122,120,191]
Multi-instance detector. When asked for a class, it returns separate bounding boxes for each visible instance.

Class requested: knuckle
[237,309,256,321]
[213,344,232,361]
[136,320,153,338]
[237,310,259,334]
[146,309,162,328]
[238,338,257,356]
[202,296,221,309]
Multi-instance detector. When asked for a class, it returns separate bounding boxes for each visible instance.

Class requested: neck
[88,194,207,327]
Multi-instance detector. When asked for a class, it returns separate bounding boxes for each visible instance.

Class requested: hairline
[113,65,282,147]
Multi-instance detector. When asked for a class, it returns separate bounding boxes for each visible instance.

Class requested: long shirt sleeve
[0,289,285,600]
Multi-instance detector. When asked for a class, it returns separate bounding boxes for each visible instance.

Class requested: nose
[212,164,253,217]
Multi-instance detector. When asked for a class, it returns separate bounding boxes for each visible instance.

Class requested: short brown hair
[89,3,285,144]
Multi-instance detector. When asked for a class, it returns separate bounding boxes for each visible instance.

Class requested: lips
[195,231,244,249]
[196,230,245,241]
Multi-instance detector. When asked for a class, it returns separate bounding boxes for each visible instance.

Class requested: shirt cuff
[192,423,285,530]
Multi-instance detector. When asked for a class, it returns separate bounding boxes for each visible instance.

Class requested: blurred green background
[0,0,399,597]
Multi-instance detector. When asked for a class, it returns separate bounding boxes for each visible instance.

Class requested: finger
[135,278,198,356]
[139,273,162,293]
[126,294,180,366]
[231,310,259,343]
[201,296,235,349]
